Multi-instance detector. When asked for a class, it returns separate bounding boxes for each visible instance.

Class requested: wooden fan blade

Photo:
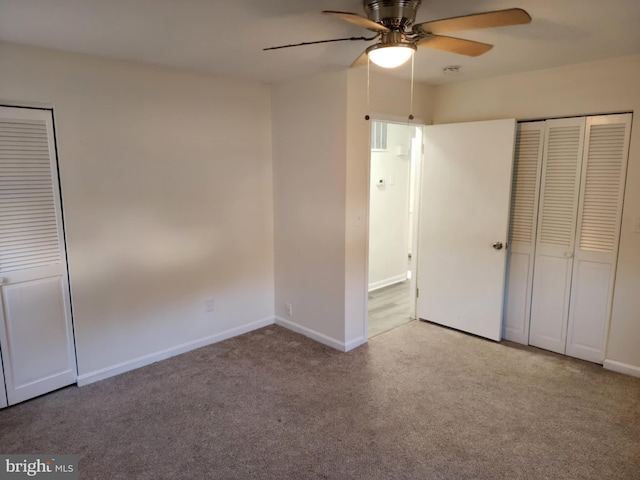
[351,51,369,68]
[418,35,493,57]
[414,8,531,35]
[323,11,390,33]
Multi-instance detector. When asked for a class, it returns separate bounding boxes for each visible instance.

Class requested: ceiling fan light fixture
[367,43,416,68]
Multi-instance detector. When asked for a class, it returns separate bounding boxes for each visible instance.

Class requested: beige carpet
[0,321,638,479]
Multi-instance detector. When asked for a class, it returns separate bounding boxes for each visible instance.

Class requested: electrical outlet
[285,303,292,317]
[205,297,214,313]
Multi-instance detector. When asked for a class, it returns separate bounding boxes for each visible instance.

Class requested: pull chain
[365,56,371,121]
[408,51,415,123]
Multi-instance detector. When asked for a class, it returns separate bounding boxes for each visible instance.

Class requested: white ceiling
[1,0,639,85]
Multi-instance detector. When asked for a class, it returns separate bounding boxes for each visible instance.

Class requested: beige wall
[0,42,275,381]
[271,69,433,349]
[271,71,349,346]
[433,55,640,374]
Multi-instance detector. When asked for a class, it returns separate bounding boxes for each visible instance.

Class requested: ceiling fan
[264,0,532,69]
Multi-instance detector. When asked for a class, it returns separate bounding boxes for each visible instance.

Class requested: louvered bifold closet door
[528,117,586,354]
[565,114,632,363]
[503,122,545,344]
[0,106,76,407]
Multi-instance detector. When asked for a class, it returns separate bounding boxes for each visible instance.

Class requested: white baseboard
[275,316,365,353]
[77,316,275,386]
[603,359,640,378]
[344,335,367,352]
[368,274,407,293]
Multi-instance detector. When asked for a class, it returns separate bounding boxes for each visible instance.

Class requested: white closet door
[0,106,77,406]
[529,117,586,354]
[566,114,632,363]
[503,122,545,344]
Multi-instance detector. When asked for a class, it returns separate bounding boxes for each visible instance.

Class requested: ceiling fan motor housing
[364,0,422,29]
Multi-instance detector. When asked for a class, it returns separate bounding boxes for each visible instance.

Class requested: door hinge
[416,288,419,298]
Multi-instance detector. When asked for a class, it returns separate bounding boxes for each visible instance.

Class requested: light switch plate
[634,217,640,233]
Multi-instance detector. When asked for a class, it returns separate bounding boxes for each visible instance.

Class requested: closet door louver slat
[578,123,627,253]
[0,119,61,273]
[538,125,583,249]
[508,128,541,244]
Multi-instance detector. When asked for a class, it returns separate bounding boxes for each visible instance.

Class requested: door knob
[492,242,504,250]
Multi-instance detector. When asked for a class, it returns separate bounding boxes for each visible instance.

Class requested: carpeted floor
[1,321,639,479]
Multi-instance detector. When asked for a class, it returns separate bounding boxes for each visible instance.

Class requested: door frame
[364,114,426,339]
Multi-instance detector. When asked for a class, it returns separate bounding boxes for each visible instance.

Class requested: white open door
[417,119,516,341]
